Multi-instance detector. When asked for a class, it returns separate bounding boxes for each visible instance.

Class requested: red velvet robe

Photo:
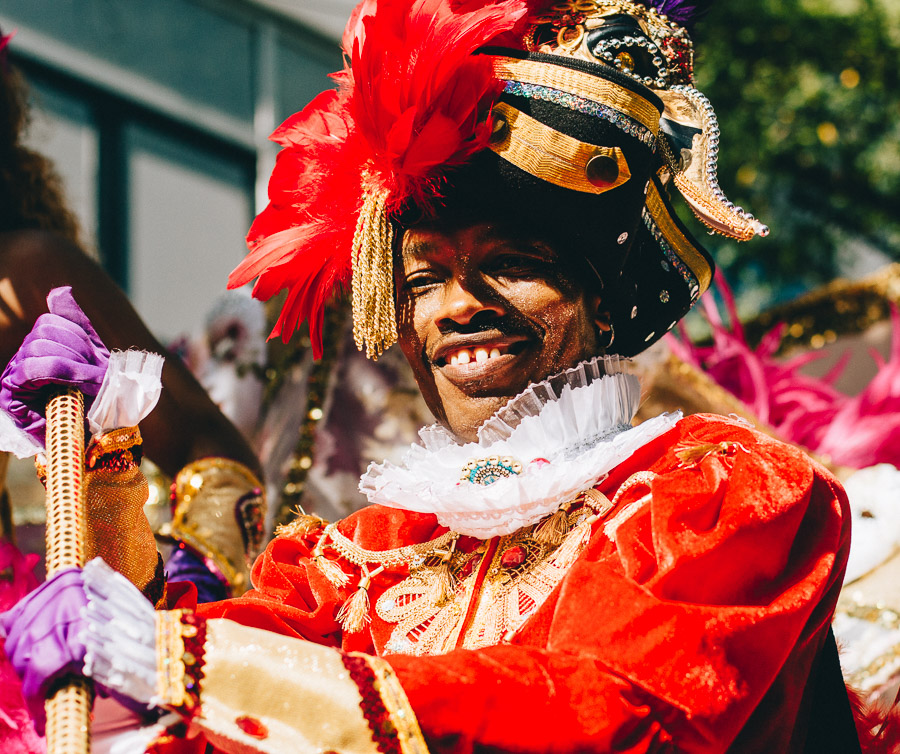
[194,413,849,753]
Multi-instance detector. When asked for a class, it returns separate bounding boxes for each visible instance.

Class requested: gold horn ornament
[658,87,769,241]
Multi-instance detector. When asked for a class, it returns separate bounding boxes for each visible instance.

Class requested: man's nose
[434,277,505,330]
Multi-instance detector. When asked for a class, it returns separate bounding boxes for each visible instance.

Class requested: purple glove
[0,568,88,735]
[166,545,228,603]
[0,286,110,445]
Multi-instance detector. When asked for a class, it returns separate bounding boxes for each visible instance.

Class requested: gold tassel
[337,565,383,633]
[351,184,397,360]
[427,538,459,606]
[674,438,748,468]
[276,511,327,538]
[551,512,598,570]
[313,530,350,588]
[532,505,571,547]
[315,553,350,588]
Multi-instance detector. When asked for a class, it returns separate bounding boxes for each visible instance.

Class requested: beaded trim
[344,653,429,754]
[324,523,458,569]
[342,655,401,754]
[641,206,699,298]
[502,80,655,146]
[85,426,143,470]
[155,610,207,716]
[669,84,768,240]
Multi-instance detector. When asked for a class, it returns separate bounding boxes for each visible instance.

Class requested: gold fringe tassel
[315,553,351,588]
[337,565,384,633]
[427,539,459,606]
[532,506,571,547]
[351,186,397,360]
[276,511,327,539]
[551,511,599,570]
[313,530,351,588]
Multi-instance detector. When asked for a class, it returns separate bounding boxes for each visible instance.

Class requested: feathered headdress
[229,0,537,359]
[231,0,764,360]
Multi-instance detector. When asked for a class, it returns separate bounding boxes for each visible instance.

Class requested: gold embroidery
[644,178,713,295]
[156,610,187,708]
[377,492,611,656]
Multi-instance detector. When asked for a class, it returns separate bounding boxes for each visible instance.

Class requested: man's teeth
[448,347,504,366]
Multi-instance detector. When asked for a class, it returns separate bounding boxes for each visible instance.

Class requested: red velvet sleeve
[385,416,850,754]
[196,527,347,647]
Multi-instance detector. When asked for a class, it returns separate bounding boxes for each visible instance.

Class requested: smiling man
[0,1,861,752]
[395,222,608,441]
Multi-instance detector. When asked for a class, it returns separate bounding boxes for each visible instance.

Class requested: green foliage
[688,0,900,311]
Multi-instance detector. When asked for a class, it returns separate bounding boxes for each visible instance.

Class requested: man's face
[395,223,605,442]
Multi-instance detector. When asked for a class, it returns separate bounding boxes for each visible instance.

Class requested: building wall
[1,0,341,341]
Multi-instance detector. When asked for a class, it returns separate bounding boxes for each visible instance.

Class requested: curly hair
[0,63,81,243]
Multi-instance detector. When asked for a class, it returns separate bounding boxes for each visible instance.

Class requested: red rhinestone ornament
[500,545,527,569]
[235,715,269,740]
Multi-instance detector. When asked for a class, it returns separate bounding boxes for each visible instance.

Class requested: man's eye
[402,273,442,292]
[490,255,550,275]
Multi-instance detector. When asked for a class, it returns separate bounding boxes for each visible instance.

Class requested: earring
[597,323,615,351]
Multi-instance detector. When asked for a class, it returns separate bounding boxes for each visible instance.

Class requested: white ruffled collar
[359,355,680,538]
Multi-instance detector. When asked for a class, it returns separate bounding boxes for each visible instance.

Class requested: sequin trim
[502,80,656,147]
[155,610,207,718]
[642,206,698,297]
[342,655,398,754]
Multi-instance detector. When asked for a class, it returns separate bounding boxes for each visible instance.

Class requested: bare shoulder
[0,228,85,269]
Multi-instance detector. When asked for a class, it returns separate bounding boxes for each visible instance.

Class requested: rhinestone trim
[641,207,698,296]
[502,80,656,147]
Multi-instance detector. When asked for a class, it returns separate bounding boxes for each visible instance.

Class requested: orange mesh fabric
[83,431,158,591]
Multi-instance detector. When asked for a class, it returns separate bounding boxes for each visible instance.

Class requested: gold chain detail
[324,523,458,569]
[611,471,657,506]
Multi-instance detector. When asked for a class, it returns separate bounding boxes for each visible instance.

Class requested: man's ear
[592,294,611,334]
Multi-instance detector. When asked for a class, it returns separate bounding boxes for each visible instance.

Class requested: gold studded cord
[324,523,458,569]
[351,185,397,360]
[44,388,92,754]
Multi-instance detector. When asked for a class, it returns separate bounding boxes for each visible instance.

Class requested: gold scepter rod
[44,387,93,754]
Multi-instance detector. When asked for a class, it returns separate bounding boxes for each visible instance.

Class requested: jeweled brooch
[460,456,524,485]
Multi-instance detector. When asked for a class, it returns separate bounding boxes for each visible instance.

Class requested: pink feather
[667,279,900,469]
[0,540,43,753]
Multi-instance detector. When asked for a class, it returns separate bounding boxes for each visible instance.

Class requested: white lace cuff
[0,408,44,458]
[82,558,159,709]
[87,350,164,438]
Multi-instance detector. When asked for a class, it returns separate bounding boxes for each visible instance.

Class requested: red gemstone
[236,715,268,739]
[500,545,526,569]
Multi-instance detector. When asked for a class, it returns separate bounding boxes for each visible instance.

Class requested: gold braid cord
[44,389,92,754]
[351,185,397,360]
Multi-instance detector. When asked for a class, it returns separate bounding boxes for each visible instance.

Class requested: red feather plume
[228,0,541,357]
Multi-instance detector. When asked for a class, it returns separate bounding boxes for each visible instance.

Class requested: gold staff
[43,387,92,754]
